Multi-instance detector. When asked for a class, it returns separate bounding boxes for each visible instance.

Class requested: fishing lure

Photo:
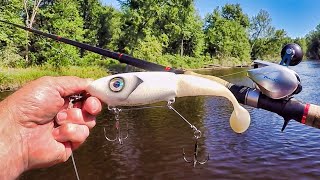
[69,72,251,178]
[86,72,251,133]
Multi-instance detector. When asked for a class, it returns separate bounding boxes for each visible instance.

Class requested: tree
[293,37,307,58]
[132,30,164,63]
[249,10,273,40]
[78,0,101,51]
[117,0,204,58]
[0,0,25,67]
[221,3,249,28]
[249,10,290,60]
[157,0,204,57]
[0,0,25,47]
[249,10,274,59]
[206,18,250,63]
[81,4,122,65]
[34,0,84,67]
[204,5,251,65]
[117,0,166,55]
[307,38,320,59]
[306,24,320,59]
[96,6,122,50]
[23,0,43,64]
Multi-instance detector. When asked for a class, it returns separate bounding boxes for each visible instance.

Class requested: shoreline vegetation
[0,57,311,92]
[0,62,246,92]
[0,66,108,92]
[2,1,320,91]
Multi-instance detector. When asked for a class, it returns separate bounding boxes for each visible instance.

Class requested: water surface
[2,60,318,179]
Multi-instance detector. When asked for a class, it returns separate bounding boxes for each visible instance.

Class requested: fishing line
[71,152,80,180]
[67,97,81,180]
[119,105,168,111]
[102,104,170,144]
[217,69,248,78]
[102,104,168,125]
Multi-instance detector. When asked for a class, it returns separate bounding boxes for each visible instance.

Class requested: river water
[1,61,319,179]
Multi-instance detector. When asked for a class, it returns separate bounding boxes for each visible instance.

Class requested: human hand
[0,76,102,179]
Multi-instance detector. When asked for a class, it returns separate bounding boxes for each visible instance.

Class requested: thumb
[54,76,93,97]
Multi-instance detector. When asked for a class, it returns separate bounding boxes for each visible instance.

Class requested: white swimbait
[86,72,251,133]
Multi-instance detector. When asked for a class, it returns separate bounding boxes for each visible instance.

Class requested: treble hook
[104,107,129,144]
[167,99,209,167]
[182,130,209,167]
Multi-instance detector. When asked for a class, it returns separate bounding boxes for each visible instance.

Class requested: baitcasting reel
[248,43,303,99]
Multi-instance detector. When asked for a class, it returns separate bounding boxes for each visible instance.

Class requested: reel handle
[280,43,303,66]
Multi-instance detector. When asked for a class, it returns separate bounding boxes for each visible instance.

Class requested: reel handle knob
[280,43,303,66]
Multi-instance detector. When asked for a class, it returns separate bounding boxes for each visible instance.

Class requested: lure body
[86,72,251,133]
[86,72,178,107]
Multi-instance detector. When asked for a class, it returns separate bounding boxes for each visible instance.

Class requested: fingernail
[91,100,99,112]
[57,111,67,121]
[80,126,90,137]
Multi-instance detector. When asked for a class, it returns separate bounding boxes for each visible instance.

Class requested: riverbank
[0,63,250,92]
[0,66,108,92]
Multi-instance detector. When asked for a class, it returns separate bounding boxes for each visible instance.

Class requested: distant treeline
[0,0,319,69]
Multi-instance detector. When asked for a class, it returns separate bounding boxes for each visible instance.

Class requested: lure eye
[109,77,124,92]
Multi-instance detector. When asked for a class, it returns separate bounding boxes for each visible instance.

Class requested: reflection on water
[3,61,319,179]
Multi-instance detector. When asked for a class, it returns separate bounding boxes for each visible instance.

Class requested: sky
[102,0,320,38]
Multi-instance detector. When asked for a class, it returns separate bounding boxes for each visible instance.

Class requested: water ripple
[16,61,320,179]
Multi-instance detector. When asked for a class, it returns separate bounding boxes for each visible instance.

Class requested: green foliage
[0,65,108,91]
[221,3,249,28]
[78,0,101,45]
[0,0,305,72]
[155,0,205,57]
[0,0,25,67]
[133,33,163,63]
[204,7,251,64]
[34,0,84,68]
[81,52,104,66]
[156,54,205,69]
[306,24,320,59]
[0,0,25,47]
[249,10,292,61]
[293,37,307,58]
[0,46,25,67]
[117,0,169,57]
[118,0,205,58]
[0,0,26,67]
[97,6,122,50]
[249,10,274,41]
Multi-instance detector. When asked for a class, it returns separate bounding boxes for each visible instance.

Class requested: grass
[0,54,255,92]
[0,65,109,91]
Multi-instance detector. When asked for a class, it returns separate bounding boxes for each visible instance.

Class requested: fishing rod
[1,20,319,131]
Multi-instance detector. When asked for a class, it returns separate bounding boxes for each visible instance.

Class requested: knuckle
[36,76,55,87]
[38,76,52,83]
[63,124,89,142]
[64,123,77,134]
